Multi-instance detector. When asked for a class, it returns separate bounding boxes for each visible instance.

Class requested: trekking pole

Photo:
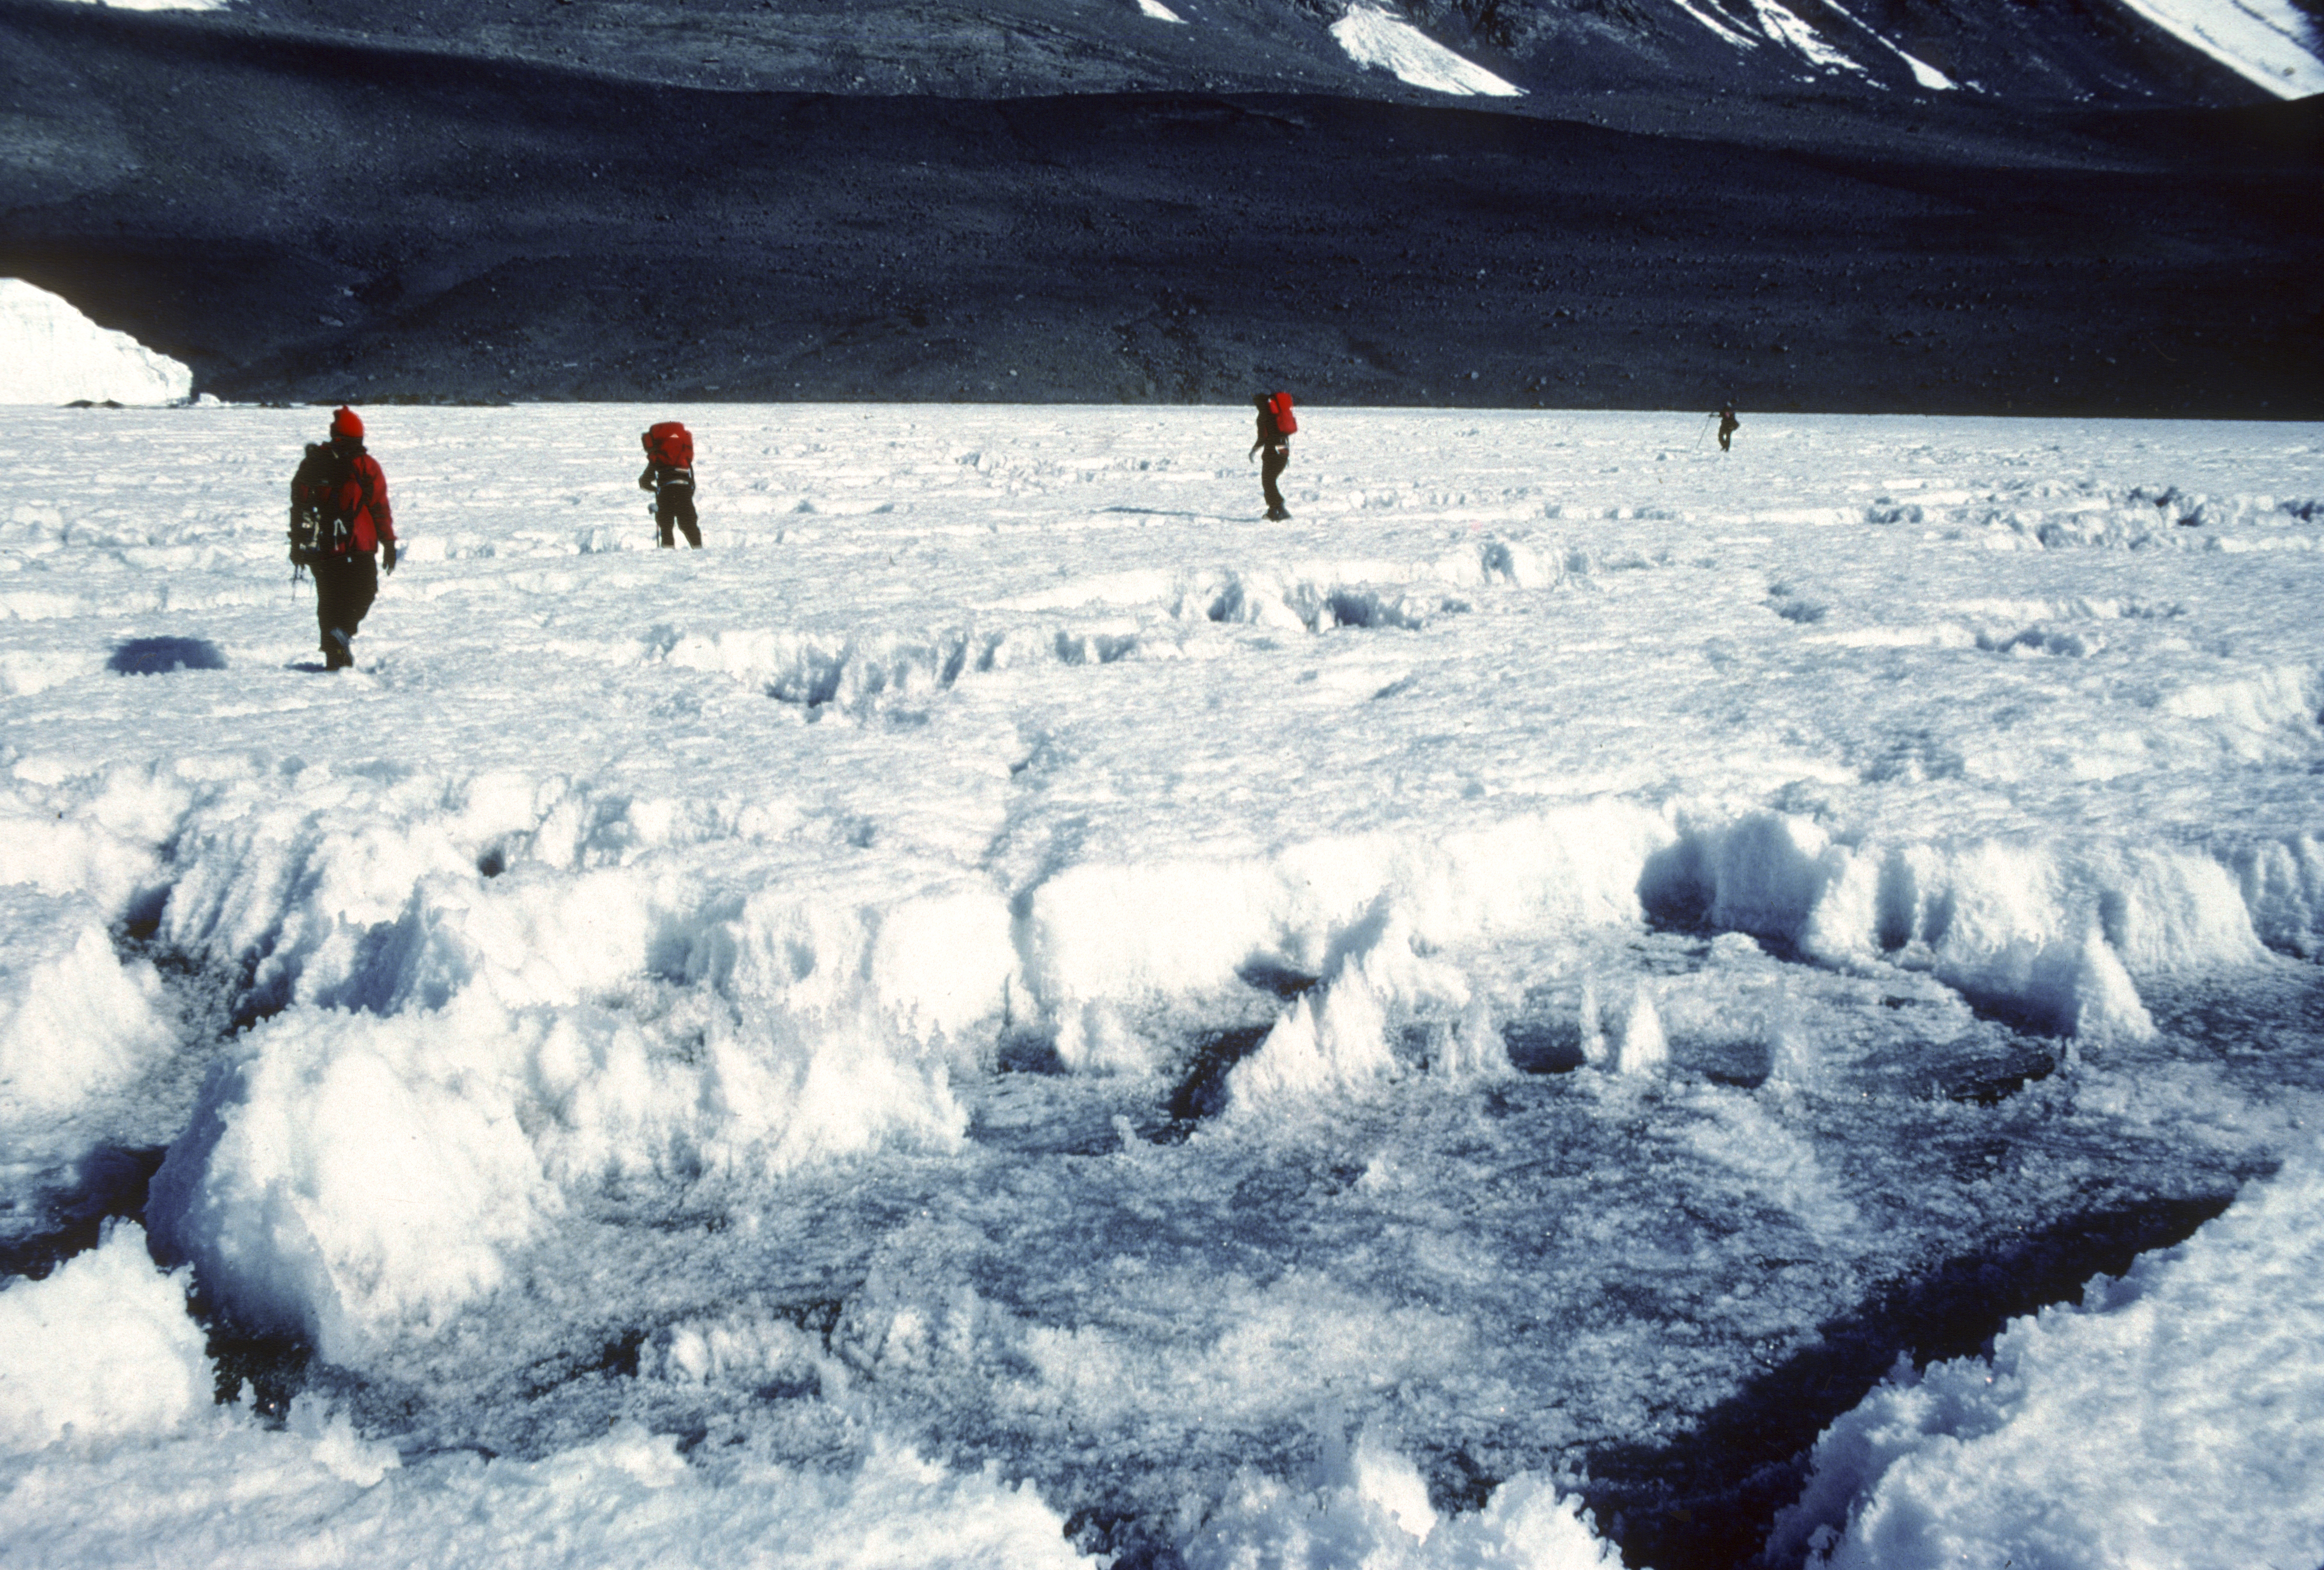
[1693,413,1713,451]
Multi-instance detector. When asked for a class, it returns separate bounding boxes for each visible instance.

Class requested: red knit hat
[331,406,364,440]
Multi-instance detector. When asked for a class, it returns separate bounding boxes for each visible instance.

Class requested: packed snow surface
[3,404,2322,1567]
[0,280,192,407]
[1331,5,1525,96]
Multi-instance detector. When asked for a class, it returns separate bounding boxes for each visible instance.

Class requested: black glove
[381,539,398,575]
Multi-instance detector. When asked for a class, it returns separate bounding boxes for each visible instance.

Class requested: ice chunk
[1608,984,1667,1074]
[147,988,967,1362]
[2228,832,2324,955]
[1024,805,1663,1037]
[1182,1428,1623,1568]
[0,892,176,1129]
[0,1222,211,1451]
[147,1001,562,1363]
[1647,813,2270,1038]
[1226,961,1394,1110]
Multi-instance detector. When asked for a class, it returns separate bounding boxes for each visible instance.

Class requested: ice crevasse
[26,753,2288,1362]
[1769,1134,2324,1567]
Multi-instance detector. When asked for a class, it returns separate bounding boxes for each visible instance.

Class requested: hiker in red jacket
[1250,393,1294,521]
[639,421,701,548]
[288,406,398,671]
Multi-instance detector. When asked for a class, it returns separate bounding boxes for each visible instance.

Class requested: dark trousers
[1260,444,1289,517]
[312,552,378,668]
[657,489,701,548]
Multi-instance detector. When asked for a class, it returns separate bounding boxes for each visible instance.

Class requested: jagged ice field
[2,399,2322,1568]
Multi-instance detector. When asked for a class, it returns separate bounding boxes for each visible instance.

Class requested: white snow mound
[145,988,968,1364]
[0,1222,213,1451]
[0,891,177,1131]
[1182,1428,1624,1569]
[0,279,192,406]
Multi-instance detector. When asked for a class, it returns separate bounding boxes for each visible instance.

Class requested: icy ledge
[0,1227,1628,1568]
[0,1239,1096,1569]
[19,748,2310,1361]
[1769,1134,2324,1567]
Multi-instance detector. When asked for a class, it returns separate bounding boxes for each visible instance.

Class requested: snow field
[3,404,2323,1565]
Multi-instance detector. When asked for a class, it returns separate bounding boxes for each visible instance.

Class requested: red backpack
[643,421,693,468]
[1266,392,1297,435]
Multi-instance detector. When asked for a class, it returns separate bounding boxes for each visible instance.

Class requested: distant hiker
[289,406,397,672]
[1250,392,1295,520]
[1717,404,1740,452]
[640,420,700,548]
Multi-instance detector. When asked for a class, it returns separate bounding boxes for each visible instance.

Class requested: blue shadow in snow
[108,636,226,675]
[1547,1192,2240,1570]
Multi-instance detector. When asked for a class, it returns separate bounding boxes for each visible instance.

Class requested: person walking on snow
[1716,403,1740,452]
[1251,393,1293,521]
[289,405,397,671]
[640,421,701,548]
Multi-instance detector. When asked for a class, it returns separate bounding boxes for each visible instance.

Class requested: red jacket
[331,451,395,553]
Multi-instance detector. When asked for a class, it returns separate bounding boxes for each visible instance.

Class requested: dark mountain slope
[1401,0,2310,100]
[2,0,2318,414]
[226,0,2304,104]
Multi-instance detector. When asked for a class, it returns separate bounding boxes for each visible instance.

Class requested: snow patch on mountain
[2111,0,2324,95]
[1331,5,1526,96]
[0,281,191,407]
[1746,0,1873,76]
[1823,0,1960,87]
[1669,0,1763,51]
[1892,47,1958,89]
